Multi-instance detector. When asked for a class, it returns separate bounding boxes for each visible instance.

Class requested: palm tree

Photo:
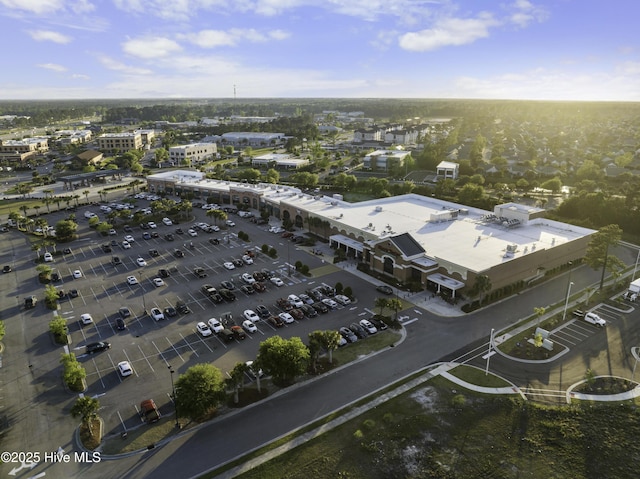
[375,297,390,315]
[73,194,80,207]
[208,209,227,226]
[20,204,28,219]
[83,190,90,204]
[43,198,51,213]
[34,205,41,216]
[31,242,42,258]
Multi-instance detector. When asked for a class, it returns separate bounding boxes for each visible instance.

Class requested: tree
[0,320,5,342]
[60,353,86,392]
[49,317,68,344]
[226,362,250,404]
[36,264,52,282]
[534,306,546,326]
[289,172,318,189]
[70,396,100,435]
[263,168,280,184]
[540,177,562,194]
[44,284,60,309]
[375,297,391,315]
[308,330,342,366]
[257,336,309,386]
[470,274,492,304]
[207,208,227,226]
[174,364,226,421]
[237,168,262,182]
[83,190,90,203]
[457,183,484,206]
[584,224,624,290]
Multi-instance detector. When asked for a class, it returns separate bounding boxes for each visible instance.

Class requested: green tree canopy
[257,336,309,386]
[54,219,77,242]
[70,396,100,434]
[584,224,625,289]
[174,364,226,421]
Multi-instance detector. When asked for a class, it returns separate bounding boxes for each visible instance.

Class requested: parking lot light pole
[287,240,291,277]
[485,328,495,376]
[169,365,179,428]
[562,281,574,322]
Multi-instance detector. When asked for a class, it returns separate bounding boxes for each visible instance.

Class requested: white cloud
[180,28,290,48]
[0,0,94,14]
[506,0,548,28]
[28,29,72,44]
[71,73,90,80]
[399,13,499,51]
[96,54,153,75]
[37,63,67,72]
[122,36,182,59]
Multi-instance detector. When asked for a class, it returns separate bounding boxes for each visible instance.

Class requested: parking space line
[195,336,215,353]
[137,344,155,373]
[165,337,186,363]
[91,356,106,389]
[89,286,101,302]
[106,353,122,383]
[179,332,199,357]
[188,292,207,310]
[151,341,169,364]
[102,285,112,300]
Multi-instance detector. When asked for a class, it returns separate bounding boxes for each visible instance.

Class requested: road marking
[403,318,419,326]
[482,351,496,360]
[413,309,423,315]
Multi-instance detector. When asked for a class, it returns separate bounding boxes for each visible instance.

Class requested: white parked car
[359,319,378,334]
[150,307,164,321]
[243,309,259,322]
[223,262,235,270]
[136,257,147,267]
[278,312,294,324]
[584,312,606,327]
[242,255,254,265]
[269,226,285,234]
[126,275,138,285]
[72,269,83,279]
[225,220,235,227]
[322,298,338,309]
[147,221,157,229]
[287,294,303,308]
[334,294,351,305]
[122,240,131,249]
[118,361,133,377]
[43,252,53,262]
[153,278,165,287]
[124,235,135,243]
[242,320,258,333]
[241,273,256,284]
[80,313,93,325]
[187,229,198,237]
[270,277,284,287]
[207,318,224,333]
[196,321,212,337]
[162,217,173,226]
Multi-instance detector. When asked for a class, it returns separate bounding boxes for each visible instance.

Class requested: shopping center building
[147,170,595,299]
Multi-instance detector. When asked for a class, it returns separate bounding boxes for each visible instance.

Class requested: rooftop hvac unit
[375,206,383,212]
[339,213,343,218]
[331,201,338,206]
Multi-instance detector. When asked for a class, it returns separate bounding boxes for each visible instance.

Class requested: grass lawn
[234,376,640,479]
[102,416,188,455]
[447,364,512,388]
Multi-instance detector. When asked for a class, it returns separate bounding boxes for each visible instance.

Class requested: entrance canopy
[427,273,465,297]
[329,234,364,253]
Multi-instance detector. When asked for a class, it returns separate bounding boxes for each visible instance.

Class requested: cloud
[28,29,72,44]
[399,13,499,51]
[71,73,90,80]
[180,28,290,48]
[37,63,67,72]
[0,0,94,14]
[96,54,153,75]
[506,0,548,28]
[122,36,182,59]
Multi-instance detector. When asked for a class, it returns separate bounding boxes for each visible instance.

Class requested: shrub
[261,244,269,254]
[343,286,353,299]
[49,317,68,344]
[300,264,310,275]
[268,247,278,258]
[335,282,344,294]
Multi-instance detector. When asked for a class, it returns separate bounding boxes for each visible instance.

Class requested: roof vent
[375,206,383,212]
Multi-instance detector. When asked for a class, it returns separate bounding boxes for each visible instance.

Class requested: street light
[168,365,179,428]
[562,281,574,322]
[485,328,495,376]
[287,240,291,277]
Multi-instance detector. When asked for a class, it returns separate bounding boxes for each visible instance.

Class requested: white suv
[584,312,606,327]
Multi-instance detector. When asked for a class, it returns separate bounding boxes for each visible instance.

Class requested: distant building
[436,161,459,180]
[252,153,309,170]
[205,132,285,148]
[363,149,412,171]
[0,137,49,163]
[169,143,217,166]
[96,132,142,153]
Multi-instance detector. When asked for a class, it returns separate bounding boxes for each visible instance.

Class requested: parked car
[231,325,246,339]
[276,298,294,311]
[335,294,352,305]
[349,323,368,339]
[253,282,267,292]
[300,304,317,318]
[339,327,358,343]
[298,293,314,305]
[150,307,165,321]
[43,252,53,262]
[136,257,147,267]
[153,278,165,287]
[207,318,224,333]
[270,277,285,287]
[359,319,378,334]
[119,307,131,319]
[164,307,177,317]
[112,256,122,265]
[256,304,271,318]
[72,270,83,279]
[241,285,255,294]
[223,262,235,270]
[176,300,192,314]
[221,280,235,291]
[243,309,260,322]
[86,341,111,354]
[232,259,244,268]
[369,317,388,331]
[312,302,329,314]
[287,294,303,307]
[80,313,93,325]
[322,298,338,309]
[242,255,254,265]
[220,289,236,301]
[196,321,213,337]
[584,312,606,327]
[267,315,284,328]
[193,267,208,278]
[158,268,170,278]
[278,312,294,324]
[140,399,161,423]
[290,308,304,321]
[218,328,234,342]
[242,319,258,333]
[118,361,133,377]
[165,233,175,241]
[116,318,127,331]
[148,249,159,257]
[241,273,256,284]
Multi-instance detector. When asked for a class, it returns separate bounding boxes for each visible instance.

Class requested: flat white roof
[281,193,595,274]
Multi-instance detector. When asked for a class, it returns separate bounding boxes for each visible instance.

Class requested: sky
[1,0,639,101]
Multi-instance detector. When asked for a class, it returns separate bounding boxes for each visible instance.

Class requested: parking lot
[546,304,623,348]
[16,196,382,434]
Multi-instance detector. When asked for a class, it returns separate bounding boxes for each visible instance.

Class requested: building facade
[96,132,142,153]
[169,143,217,166]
